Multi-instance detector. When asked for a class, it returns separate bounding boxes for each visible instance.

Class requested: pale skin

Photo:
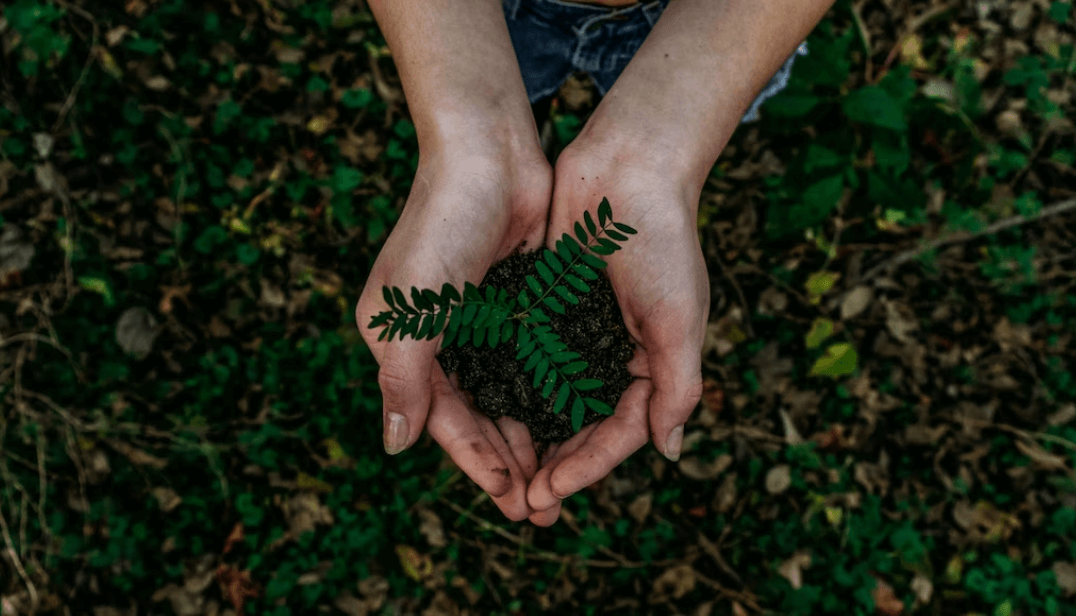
[355,0,836,525]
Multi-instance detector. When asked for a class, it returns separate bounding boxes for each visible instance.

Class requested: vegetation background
[1,0,1075,614]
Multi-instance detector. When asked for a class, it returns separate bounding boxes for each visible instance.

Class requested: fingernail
[664,425,683,462]
[384,412,408,455]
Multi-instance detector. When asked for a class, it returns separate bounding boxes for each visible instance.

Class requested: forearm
[367,0,538,155]
[579,0,835,194]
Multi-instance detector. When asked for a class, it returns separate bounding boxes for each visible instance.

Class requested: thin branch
[852,198,1076,289]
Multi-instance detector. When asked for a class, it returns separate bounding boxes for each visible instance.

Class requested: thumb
[377,338,435,455]
[646,335,704,463]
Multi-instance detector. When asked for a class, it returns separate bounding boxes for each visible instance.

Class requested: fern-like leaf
[583,397,614,415]
[543,249,563,274]
[543,296,565,315]
[584,210,597,237]
[535,260,554,285]
[526,275,542,296]
[553,285,578,305]
[613,221,638,235]
[563,274,590,293]
[571,397,584,432]
[574,379,602,391]
[554,382,570,414]
[598,197,612,226]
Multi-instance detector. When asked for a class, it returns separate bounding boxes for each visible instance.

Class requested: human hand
[356,135,558,522]
[526,137,709,525]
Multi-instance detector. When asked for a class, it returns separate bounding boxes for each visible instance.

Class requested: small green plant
[367,198,635,432]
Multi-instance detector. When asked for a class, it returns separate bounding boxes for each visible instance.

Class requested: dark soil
[436,248,635,443]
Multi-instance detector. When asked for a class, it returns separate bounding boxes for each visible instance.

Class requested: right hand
[355,135,554,521]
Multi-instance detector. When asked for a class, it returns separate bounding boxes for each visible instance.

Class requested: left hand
[525,133,710,526]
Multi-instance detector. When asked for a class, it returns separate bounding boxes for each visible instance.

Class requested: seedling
[367,198,636,433]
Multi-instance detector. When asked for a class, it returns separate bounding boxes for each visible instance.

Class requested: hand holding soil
[355,142,554,523]
[525,141,710,522]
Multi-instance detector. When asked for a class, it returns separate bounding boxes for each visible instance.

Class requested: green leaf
[516,340,535,361]
[561,361,588,375]
[456,323,471,347]
[612,222,637,235]
[473,322,487,347]
[584,210,597,237]
[431,309,447,339]
[416,313,434,339]
[518,326,532,348]
[533,359,550,388]
[412,287,432,311]
[485,322,499,348]
[550,351,580,363]
[518,289,531,308]
[463,281,481,301]
[573,263,599,280]
[573,379,602,391]
[440,282,460,304]
[554,382,571,414]
[543,249,564,274]
[590,243,614,256]
[554,285,578,305]
[808,342,859,377]
[543,296,565,314]
[541,372,557,398]
[475,305,492,328]
[584,398,614,415]
[382,286,395,308]
[485,286,496,304]
[526,275,543,296]
[462,303,477,324]
[543,340,568,354]
[842,85,907,131]
[500,320,513,342]
[571,397,585,432]
[389,316,406,342]
[564,274,591,293]
[580,253,607,270]
[422,288,441,308]
[574,222,588,245]
[599,236,622,251]
[535,260,554,285]
[805,318,835,349]
[378,327,389,342]
[562,234,583,255]
[556,240,572,264]
[531,307,550,323]
[523,349,541,371]
[605,229,628,242]
[392,287,413,313]
[598,198,612,226]
[368,312,392,329]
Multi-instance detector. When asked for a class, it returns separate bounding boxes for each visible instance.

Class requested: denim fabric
[502,0,808,123]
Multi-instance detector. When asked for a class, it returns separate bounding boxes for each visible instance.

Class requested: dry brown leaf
[884,299,919,343]
[1047,404,1076,427]
[1053,562,1076,597]
[777,551,812,589]
[650,564,697,602]
[1014,438,1068,470]
[765,464,792,494]
[152,487,183,512]
[417,508,447,549]
[628,493,653,523]
[841,286,873,320]
[679,453,733,481]
[872,575,904,615]
[910,573,933,605]
[116,306,160,359]
[283,492,334,538]
[215,565,260,614]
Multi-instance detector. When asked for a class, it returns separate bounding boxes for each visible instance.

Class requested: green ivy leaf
[842,85,907,131]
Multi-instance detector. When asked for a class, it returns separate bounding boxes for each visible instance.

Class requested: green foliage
[368,198,633,433]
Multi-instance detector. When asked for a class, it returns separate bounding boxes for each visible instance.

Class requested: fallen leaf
[152,487,182,512]
[910,573,933,605]
[765,464,792,494]
[0,226,35,276]
[1053,562,1076,596]
[628,493,653,523]
[777,551,812,589]
[872,575,904,615]
[678,453,733,481]
[215,564,260,614]
[395,545,432,582]
[650,564,697,602]
[116,307,160,359]
[418,508,447,549]
[840,286,873,320]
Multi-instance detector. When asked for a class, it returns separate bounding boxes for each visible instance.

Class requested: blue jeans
[503,0,807,122]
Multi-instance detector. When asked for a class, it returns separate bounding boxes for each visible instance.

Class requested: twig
[851,198,1076,290]
[0,492,39,613]
[158,125,189,269]
[850,1,872,83]
[876,2,957,81]
[711,251,754,339]
[49,0,99,133]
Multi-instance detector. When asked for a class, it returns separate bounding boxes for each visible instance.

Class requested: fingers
[496,416,538,483]
[642,320,704,463]
[427,368,515,499]
[377,338,436,455]
[527,378,653,511]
